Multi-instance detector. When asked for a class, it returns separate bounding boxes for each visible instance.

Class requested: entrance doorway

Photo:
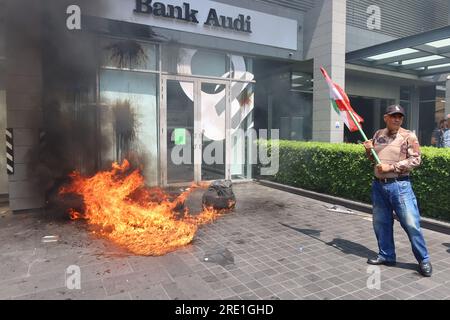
[160,76,231,185]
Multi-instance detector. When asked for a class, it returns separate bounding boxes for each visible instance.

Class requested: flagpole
[346,109,381,165]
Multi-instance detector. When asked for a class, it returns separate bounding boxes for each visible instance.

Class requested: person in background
[443,114,450,148]
[431,119,447,148]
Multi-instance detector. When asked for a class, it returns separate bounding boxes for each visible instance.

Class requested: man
[443,114,450,148]
[363,105,432,277]
[431,119,447,147]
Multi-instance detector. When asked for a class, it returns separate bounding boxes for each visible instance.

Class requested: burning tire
[202,180,236,210]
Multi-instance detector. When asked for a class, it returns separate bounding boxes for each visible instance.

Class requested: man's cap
[385,104,405,116]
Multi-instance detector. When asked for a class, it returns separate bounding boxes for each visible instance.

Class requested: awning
[346,25,450,77]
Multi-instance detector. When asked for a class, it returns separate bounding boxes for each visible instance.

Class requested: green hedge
[257,140,450,222]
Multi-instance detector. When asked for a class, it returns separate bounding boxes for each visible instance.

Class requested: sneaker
[367,256,396,266]
[419,261,432,277]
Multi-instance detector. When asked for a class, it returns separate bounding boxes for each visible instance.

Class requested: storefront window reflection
[419,85,437,146]
[162,45,230,78]
[400,86,412,129]
[101,38,158,71]
[99,38,159,185]
[231,82,254,180]
[254,63,313,142]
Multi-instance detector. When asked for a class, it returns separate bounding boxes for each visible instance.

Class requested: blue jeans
[372,179,430,263]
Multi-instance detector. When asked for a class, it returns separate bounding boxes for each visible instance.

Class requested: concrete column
[6,0,45,211]
[305,0,347,142]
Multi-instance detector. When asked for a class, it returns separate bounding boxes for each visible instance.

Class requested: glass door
[161,78,196,184]
[161,76,230,185]
[200,81,230,181]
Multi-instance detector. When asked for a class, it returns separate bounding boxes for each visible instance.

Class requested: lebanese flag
[320,67,363,132]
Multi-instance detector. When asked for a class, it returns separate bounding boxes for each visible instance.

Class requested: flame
[68,208,82,221]
[59,160,230,256]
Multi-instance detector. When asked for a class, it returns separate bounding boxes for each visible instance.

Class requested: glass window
[269,91,313,142]
[400,87,411,101]
[162,45,229,78]
[101,38,158,71]
[201,82,226,181]
[253,60,313,143]
[231,82,254,180]
[400,86,413,129]
[166,80,194,184]
[419,101,436,146]
[231,55,253,80]
[435,89,446,125]
[191,50,227,78]
[418,85,437,146]
[99,69,159,185]
[419,86,436,101]
[162,45,254,81]
[401,102,411,129]
[291,72,313,93]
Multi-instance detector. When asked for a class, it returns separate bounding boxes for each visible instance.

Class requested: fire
[59,160,229,256]
[68,208,82,221]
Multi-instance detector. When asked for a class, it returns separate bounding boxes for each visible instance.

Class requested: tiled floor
[1,183,449,300]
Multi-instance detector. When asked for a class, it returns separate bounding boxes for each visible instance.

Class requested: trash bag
[202,180,236,210]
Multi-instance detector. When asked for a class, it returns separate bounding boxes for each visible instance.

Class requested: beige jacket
[367,127,422,179]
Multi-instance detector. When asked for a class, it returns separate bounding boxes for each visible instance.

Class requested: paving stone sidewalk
[0,183,449,300]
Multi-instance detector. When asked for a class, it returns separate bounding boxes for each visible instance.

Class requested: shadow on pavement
[443,243,450,253]
[278,223,322,238]
[279,222,376,258]
[280,222,420,272]
[325,238,377,259]
[391,262,418,271]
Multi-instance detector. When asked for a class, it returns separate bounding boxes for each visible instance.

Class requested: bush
[257,140,450,222]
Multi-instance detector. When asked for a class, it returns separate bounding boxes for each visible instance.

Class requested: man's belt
[374,176,410,183]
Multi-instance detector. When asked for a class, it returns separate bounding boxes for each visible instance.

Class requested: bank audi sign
[135,1,252,34]
[89,0,298,50]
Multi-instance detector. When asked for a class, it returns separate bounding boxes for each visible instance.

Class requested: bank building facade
[1,0,450,210]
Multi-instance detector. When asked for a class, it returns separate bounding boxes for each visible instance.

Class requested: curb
[256,180,450,235]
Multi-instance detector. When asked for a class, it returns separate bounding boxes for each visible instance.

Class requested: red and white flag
[320,67,364,132]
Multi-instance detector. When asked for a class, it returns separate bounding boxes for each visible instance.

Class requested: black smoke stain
[203,246,235,267]
[36,0,159,176]
[5,0,166,217]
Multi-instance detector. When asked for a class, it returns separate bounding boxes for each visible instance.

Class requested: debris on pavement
[203,246,234,267]
[325,205,354,214]
[41,235,60,243]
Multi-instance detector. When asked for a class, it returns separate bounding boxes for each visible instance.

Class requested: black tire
[202,191,235,210]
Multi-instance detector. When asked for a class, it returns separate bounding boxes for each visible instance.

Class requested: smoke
[5,0,162,215]
[33,1,104,214]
